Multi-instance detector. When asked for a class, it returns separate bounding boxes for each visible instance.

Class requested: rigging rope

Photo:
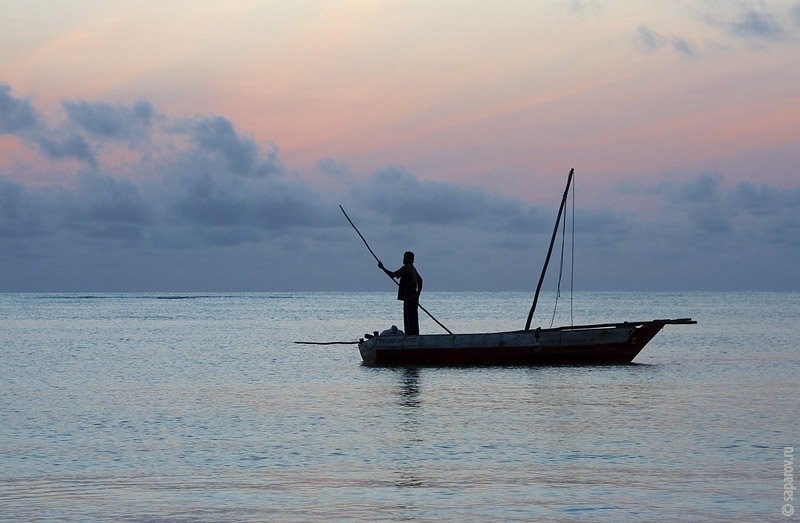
[549,172,575,328]
[549,202,566,328]
[570,174,575,326]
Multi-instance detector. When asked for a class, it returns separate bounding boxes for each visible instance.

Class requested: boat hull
[358,319,694,367]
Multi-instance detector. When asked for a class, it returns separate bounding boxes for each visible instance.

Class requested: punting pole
[525,168,574,331]
[294,340,360,345]
[339,205,453,335]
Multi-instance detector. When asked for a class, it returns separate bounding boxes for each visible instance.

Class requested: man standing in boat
[378,251,423,336]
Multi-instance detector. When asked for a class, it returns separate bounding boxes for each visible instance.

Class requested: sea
[1,291,797,522]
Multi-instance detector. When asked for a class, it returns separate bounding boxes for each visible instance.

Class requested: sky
[1,0,799,292]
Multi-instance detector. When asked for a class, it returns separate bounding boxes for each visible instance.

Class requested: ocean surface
[1,291,797,522]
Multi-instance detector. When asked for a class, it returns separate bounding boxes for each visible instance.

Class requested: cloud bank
[1,84,798,292]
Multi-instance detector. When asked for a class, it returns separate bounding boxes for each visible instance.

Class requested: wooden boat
[358,319,695,367]
[351,168,695,367]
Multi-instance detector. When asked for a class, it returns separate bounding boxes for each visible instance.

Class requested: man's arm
[378,261,401,279]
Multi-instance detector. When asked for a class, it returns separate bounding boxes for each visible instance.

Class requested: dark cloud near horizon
[1,85,798,291]
[352,165,552,233]
[621,172,800,243]
[0,178,45,239]
[2,163,798,290]
[64,171,151,226]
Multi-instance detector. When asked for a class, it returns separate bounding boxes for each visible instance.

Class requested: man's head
[403,251,415,264]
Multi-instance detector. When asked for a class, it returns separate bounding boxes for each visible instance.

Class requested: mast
[525,168,574,331]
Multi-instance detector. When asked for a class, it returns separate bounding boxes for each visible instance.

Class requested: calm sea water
[1,291,797,522]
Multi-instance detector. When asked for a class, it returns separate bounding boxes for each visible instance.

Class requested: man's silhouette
[379,251,423,336]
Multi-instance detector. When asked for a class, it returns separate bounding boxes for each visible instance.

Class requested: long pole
[525,168,574,331]
[339,205,453,335]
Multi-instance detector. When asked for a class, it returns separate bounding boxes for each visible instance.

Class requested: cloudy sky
[1,1,799,292]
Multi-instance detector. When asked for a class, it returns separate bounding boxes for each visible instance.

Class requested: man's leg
[404,299,419,335]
